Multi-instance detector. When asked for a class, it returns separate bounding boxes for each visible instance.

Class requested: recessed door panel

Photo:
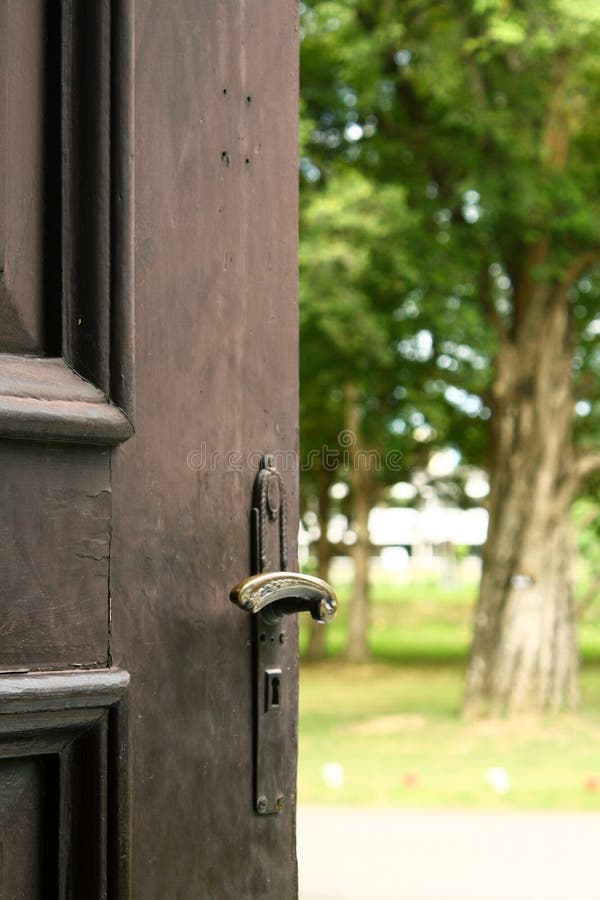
[0,0,48,355]
[0,441,111,671]
[0,670,129,899]
[0,757,54,900]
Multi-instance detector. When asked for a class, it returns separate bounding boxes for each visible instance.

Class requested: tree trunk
[464,282,579,715]
[346,467,372,662]
[344,384,375,663]
[305,468,331,661]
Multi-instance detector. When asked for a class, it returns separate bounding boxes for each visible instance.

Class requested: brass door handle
[232,456,339,816]
[230,572,338,626]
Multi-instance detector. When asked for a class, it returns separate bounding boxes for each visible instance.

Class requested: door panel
[0,0,134,669]
[0,757,50,900]
[0,442,110,670]
[111,1,299,896]
[0,670,129,898]
[0,0,47,355]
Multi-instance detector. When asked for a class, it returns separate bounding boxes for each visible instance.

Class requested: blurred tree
[300,171,415,661]
[572,492,600,620]
[300,0,600,710]
[300,158,491,660]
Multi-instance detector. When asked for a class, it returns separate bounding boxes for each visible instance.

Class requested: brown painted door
[0,2,299,897]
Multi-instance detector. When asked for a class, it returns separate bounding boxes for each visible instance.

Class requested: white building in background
[299,503,488,583]
[368,505,487,547]
[301,457,490,583]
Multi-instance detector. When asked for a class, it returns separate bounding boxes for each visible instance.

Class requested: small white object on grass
[486,766,510,794]
[321,762,344,789]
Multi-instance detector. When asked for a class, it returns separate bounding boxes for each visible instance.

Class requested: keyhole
[265,669,282,711]
[271,676,280,708]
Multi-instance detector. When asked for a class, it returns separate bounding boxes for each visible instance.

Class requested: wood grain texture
[0,356,106,401]
[0,356,133,443]
[0,442,112,670]
[0,758,49,900]
[0,396,132,443]
[0,667,129,710]
[0,0,47,354]
[111,1,300,896]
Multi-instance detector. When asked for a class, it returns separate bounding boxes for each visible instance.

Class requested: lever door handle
[230,572,338,626]
[232,455,339,815]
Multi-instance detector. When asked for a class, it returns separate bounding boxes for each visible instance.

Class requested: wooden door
[0,2,299,897]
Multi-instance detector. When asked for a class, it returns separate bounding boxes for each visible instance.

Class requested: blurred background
[296,2,600,897]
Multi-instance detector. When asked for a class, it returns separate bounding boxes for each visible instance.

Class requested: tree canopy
[300,0,600,462]
[299,0,600,706]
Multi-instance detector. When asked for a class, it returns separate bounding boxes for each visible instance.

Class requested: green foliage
[573,497,600,613]
[299,0,600,503]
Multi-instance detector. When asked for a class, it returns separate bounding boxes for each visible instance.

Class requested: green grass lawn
[298,578,600,810]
